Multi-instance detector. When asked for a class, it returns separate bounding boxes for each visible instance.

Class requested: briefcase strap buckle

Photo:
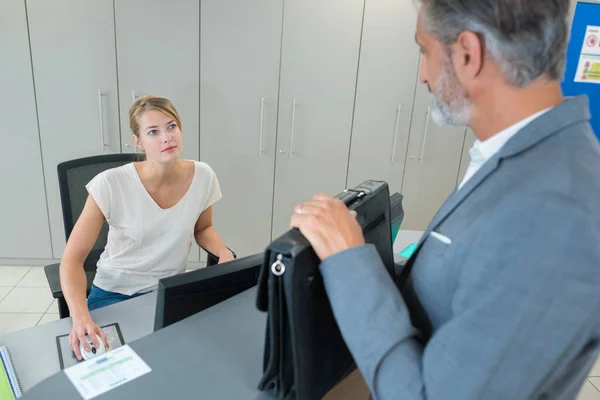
[271,254,286,276]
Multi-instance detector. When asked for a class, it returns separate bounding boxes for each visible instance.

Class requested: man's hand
[217,248,235,264]
[290,194,365,260]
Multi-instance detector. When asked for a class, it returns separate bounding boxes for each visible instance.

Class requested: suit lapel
[399,95,592,282]
[422,95,591,235]
[426,157,500,233]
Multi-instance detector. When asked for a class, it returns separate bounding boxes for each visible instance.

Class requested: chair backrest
[57,153,141,264]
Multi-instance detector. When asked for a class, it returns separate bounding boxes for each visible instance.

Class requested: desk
[393,230,423,255]
[20,287,374,400]
[21,288,270,399]
[4,230,423,399]
[0,291,157,391]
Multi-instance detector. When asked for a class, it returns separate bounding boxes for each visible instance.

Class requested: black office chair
[44,154,221,319]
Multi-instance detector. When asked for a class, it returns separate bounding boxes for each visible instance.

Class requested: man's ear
[453,30,484,81]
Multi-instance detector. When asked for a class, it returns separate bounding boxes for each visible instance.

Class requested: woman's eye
[169,124,177,130]
[148,129,157,135]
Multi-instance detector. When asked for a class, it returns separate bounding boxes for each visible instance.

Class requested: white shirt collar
[472,107,552,160]
[458,107,552,190]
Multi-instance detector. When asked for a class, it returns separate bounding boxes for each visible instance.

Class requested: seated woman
[61,95,234,359]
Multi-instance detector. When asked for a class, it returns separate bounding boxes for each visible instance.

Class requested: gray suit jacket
[320,96,600,399]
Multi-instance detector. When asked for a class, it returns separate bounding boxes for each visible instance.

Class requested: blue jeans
[87,284,150,311]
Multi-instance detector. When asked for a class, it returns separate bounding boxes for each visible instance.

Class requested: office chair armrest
[202,246,236,267]
[44,263,97,299]
[44,263,63,299]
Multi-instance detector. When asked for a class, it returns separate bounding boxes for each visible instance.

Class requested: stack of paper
[0,346,22,399]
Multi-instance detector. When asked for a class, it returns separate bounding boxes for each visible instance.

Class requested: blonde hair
[129,95,182,137]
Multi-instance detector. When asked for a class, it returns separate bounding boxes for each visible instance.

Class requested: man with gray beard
[289,0,600,398]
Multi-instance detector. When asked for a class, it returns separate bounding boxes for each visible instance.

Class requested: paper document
[575,55,600,84]
[64,345,151,400]
[574,25,600,84]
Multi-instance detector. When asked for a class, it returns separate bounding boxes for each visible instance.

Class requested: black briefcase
[256,180,396,400]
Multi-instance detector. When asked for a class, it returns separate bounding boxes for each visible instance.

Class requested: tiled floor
[0,265,599,398]
[0,266,59,335]
[0,264,205,336]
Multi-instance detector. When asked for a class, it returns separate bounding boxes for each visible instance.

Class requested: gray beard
[430,58,473,127]
[430,95,471,127]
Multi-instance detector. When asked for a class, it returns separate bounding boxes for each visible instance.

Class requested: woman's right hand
[69,314,107,360]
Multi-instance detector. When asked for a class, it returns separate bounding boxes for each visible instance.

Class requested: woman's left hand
[217,248,235,264]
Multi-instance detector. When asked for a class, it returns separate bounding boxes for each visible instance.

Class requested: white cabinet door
[115,0,199,162]
[28,0,120,257]
[401,80,467,230]
[271,0,365,238]
[200,0,284,257]
[115,0,200,261]
[346,0,421,196]
[0,0,52,259]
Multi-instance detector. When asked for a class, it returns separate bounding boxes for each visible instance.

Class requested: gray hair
[419,0,571,87]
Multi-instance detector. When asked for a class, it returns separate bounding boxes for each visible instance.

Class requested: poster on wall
[574,25,600,84]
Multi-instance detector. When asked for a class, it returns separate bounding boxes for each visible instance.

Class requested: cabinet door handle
[98,90,108,150]
[259,97,265,155]
[391,105,402,162]
[420,107,431,162]
[289,100,297,159]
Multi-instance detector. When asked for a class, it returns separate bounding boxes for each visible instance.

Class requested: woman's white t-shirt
[85,161,222,295]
